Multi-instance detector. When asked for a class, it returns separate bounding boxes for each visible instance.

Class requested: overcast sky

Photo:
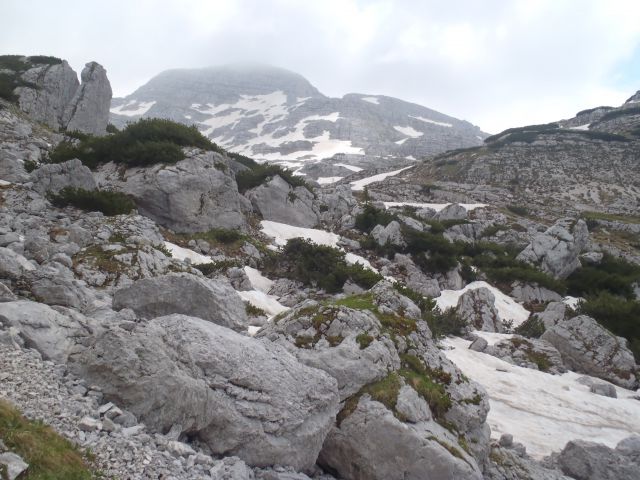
[3,0,639,133]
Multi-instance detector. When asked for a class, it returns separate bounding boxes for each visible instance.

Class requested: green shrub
[47,118,219,169]
[506,205,528,216]
[514,315,545,338]
[578,292,640,361]
[597,106,640,123]
[23,159,38,173]
[424,307,467,339]
[567,254,640,299]
[106,123,119,134]
[354,204,396,233]
[267,238,381,293]
[235,163,310,193]
[48,187,135,216]
[0,55,62,102]
[484,123,560,144]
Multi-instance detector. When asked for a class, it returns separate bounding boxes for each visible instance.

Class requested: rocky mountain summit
[110,64,487,180]
[1,56,640,479]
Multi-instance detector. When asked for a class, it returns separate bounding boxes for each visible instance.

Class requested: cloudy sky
[3,0,639,132]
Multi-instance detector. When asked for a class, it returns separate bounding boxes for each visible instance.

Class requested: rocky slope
[110,64,487,179]
[2,57,640,480]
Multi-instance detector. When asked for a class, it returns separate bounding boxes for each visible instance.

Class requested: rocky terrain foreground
[1,54,640,479]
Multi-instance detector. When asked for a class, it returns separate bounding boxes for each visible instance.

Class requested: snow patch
[350,166,413,191]
[395,138,408,145]
[571,123,590,131]
[563,296,583,309]
[361,96,380,105]
[243,266,273,293]
[0,180,12,186]
[333,163,363,172]
[436,281,530,326]
[394,125,424,138]
[317,176,344,185]
[163,241,211,265]
[237,290,289,318]
[410,115,452,128]
[110,100,156,117]
[443,336,640,458]
[260,221,340,248]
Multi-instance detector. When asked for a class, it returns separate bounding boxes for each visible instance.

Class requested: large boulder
[510,282,562,304]
[62,62,112,135]
[69,314,340,470]
[435,203,468,221]
[554,438,640,480]
[456,287,503,332]
[315,184,358,229]
[258,287,491,476]
[0,247,35,280]
[30,158,96,195]
[370,221,405,248]
[517,219,589,279]
[318,396,482,480]
[0,300,95,363]
[484,336,566,374]
[97,152,248,233]
[245,175,318,228]
[541,315,638,388]
[112,272,249,331]
[16,60,79,130]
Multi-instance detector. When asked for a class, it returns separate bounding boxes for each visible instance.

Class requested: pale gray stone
[30,158,96,195]
[112,272,249,331]
[63,62,112,135]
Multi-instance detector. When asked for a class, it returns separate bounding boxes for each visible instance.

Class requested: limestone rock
[370,221,405,247]
[112,272,249,331]
[246,175,318,228]
[456,287,503,332]
[510,282,562,304]
[96,151,248,233]
[0,247,35,280]
[436,203,468,221]
[517,219,589,279]
[318,397,482,480]
[30,158,96,195]
[484,336,566,374]
[370,279,422,320]
[541,315,638,388]
[0,452,29,480]
[0,300,95,363]
[69,314,340,470]
[62,62,112,135]
[554,439,640,480]
[16,60,79,130]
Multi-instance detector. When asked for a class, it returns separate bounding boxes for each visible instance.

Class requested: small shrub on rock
[48,187,135,216]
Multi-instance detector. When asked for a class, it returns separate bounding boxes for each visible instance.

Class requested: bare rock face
[12,58,112,135]
[96,151,248,233]
[245,175,318,228]
[16,60,79,130]
[69,314,340,470]
[541,315,638,389]
[484,336,567,374]
[456,287,503,332]
[553,438,640,480]
[516,219,589,279]
[112,272,249,331]
[258,284,491,478]
[30,158,96,195]
[63,62,112,135]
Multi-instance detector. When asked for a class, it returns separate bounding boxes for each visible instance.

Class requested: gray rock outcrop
[318,396,482,480]
[541,315,638,388]
[484,336,566,374]
[245,175,318,228]
[15,60,79,130]
[30,158,96,195]
[112,273,249,331]
[62,62,112,135]
[69,314,340,470]
[370,221,405,247]
[0,300,95,363]
[456,287,503,332]
[96,151,248,233]
[436,203,468,221]
[553,438,640,480]
[517,219,589,279]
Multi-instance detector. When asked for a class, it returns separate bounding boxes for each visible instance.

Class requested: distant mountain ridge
[110,64,487,173]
